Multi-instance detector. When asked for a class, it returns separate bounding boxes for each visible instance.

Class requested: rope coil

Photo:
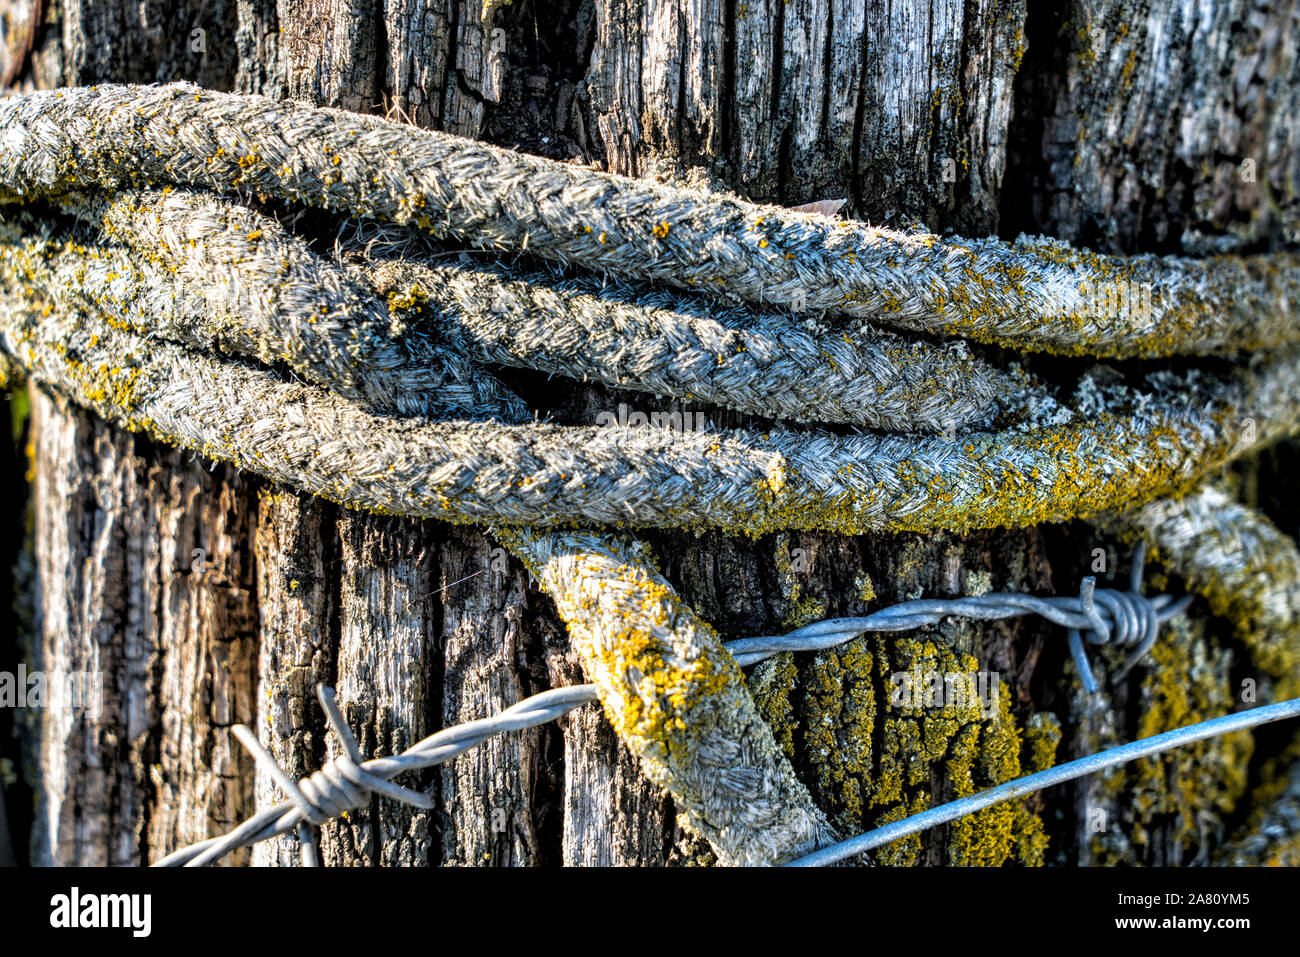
[0,82,1294,865]
[2,83,1297,358]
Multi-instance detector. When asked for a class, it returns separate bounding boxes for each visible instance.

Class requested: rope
[2,299,1298,535]
[10,190,1029,433]
[497,528,833,865]
[0,81,1296,864]
[12,191,529,422]
[357,241,1028,433]
[2,83,1297,359]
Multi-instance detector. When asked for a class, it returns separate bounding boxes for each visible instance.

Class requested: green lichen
[1087,614,1251,865]
[753,612,1051,866]
[747,653,799,761]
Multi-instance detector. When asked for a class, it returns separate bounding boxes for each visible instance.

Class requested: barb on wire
[726,543,1188,693]
[161,553,1190,866]
[155,683,596,867]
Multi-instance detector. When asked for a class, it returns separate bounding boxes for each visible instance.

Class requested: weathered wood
[1009,0,1300,252]
[249,489,337,867]
[26,388,258,866]
[6,0,1298,867]
[588,0,1025,229]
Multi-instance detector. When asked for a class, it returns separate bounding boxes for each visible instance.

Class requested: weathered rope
[14,190,528,422]
[2,294,1298,535]
[1,83,1298,359]
[1,81,1297,865]
[4,197,1031,434]
[497,528,833,865]
[358,248,1028,433]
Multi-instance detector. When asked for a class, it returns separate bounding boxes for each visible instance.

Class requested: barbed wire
[0,83,1293,865]
[155,544,1193,866]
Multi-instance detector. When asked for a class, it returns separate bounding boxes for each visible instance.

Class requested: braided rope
[6,195,1029,434]
[1,83,1297,359]
[0,82,1297,864]
[2,288,1298,536]
[358,248,1027,433]
[497,528,834,865]
[40,189,528,421]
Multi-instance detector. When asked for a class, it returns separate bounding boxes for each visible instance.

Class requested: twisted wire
[1107,483,1300,697]
[155,684,597,867]
[156,555,1190,866]
[1,83,1297,358]
[787,696,1300,867]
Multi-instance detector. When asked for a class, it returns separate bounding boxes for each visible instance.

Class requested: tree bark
[4,0,1297,866]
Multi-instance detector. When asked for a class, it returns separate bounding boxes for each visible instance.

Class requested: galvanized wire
[788,696,1300,867]
[729,544,1192,693]
[154,554,1189,867]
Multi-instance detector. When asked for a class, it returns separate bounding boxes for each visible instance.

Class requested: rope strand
[1,83,1297,358]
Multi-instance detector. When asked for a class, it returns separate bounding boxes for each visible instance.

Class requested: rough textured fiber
[1109,484,1300,697]
[497,527,833,865]
[1218,758,1300,866]
[48,188,527,421]
[1,83,1297,358]
[3,200,1029,434]
[4,293,1299,537]
[361,250,1030,432]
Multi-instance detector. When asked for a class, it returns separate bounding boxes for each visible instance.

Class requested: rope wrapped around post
[2,300,1298,535]
[2,83,1297,358]
[0,82,1296,865]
